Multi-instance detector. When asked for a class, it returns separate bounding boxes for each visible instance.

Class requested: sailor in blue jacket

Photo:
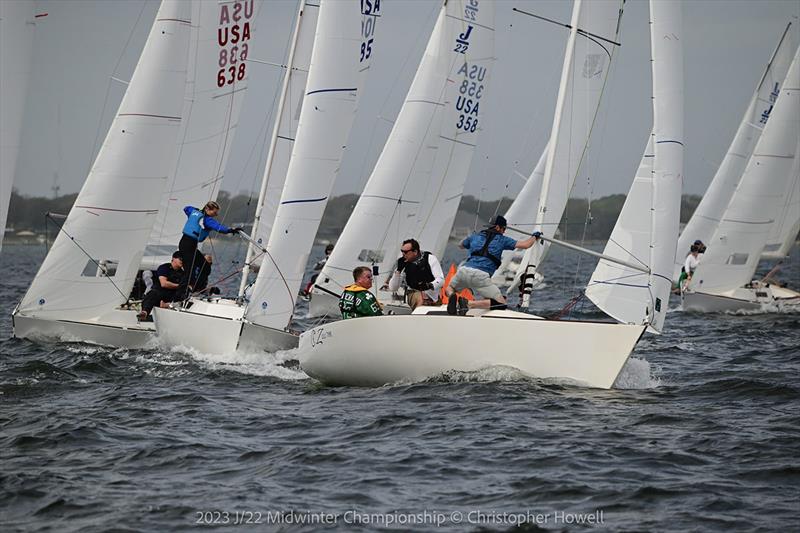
[177,201,240,298]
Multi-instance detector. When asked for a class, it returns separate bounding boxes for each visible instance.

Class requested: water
[1,242,798,531]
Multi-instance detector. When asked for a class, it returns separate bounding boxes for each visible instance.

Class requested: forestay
[689,47,800,294]
[16,1,191,321]
[144,0,256,266]
[509,0,623,296]
[0,0,36,253]
[244,0,377,330]
[674,24,794,277]
[587,0,684,334]
[315,0,495,299]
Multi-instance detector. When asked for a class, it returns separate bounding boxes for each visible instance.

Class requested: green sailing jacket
[339,284,383,319]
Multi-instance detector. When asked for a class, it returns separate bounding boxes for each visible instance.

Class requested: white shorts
[449,266,503,300]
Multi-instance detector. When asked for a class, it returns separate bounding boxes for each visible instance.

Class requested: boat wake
[163,344,308,380]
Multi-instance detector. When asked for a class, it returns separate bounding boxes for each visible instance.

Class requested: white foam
[614,357,661,389]
[167,344,308,380]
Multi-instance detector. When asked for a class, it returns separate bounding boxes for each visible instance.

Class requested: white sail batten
[243,0,319,282]
[674,24,794,277]
[16,0,191,320]
[690,47,800,294]
[144,0,256,266]
[244,0,377,329]
[587,0,684,333]
[509,0,623,297]
[315,0,495,300]
[0,0,36,252]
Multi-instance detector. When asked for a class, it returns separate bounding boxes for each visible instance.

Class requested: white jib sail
[144,0,256,266]
[0,0,36,253]
[244,0,377,329]
[690,46,800,295]
[674,24,795,278]
[509,0,623,296]
[762,135,800,258]
[16,0,191,321]
[587,0,684,334]
[239,0,319,291]
[315,0,495,298]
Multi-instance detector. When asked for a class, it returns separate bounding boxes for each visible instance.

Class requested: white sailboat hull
[298,309,646,389]
[682,284,800,313]
[152,299,297,354]
[12,310,154,348]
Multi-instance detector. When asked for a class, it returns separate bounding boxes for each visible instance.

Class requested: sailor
[178,201,240,298]
[138,251,184,321]
[383,238,445,310]
[446,215,540,315]
[678,244,702,290]
[339,266,383,319]
[303,243,335,297]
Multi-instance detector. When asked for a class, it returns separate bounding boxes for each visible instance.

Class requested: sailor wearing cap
[445,215,540,315]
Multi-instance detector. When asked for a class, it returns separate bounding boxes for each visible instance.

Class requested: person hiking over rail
[445,215,539,315]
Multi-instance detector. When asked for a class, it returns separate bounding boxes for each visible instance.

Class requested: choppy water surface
[1,242,798,532]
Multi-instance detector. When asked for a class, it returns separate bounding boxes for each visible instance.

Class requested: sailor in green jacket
[340,266,383,319]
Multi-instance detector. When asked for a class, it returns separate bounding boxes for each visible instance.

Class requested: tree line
[6,189,702,243]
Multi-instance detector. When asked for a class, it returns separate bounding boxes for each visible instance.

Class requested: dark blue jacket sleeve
[203,215,231,234]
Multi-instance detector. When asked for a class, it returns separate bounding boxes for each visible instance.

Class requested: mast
[238,0,308,298]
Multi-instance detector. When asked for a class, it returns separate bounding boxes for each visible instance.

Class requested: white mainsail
[586,0,684,334]
[509,0,623,298]
[505,144,548,241]
[244,0,377,330]
[689,47,800,295]
[314,0,495,300]
[0,0,36,253]
[762,136,800,258]
[15,0,191,322]
[143,0,256,266]
[239,0,319,291]
[674,24,795,277]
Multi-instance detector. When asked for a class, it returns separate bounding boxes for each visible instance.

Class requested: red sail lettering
[218,27,228,46]
[233,1,242,22]
[219,5,230,25]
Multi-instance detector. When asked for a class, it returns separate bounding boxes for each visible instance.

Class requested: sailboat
[0,1,37,253]
[152,0,376,354]
[297,0,674,389]
[673,24,795,279]
[681,45,800,313]
[309,0,496,318]
[11,1,254,347]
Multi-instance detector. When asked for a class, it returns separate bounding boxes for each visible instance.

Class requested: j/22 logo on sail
[454,26,473,54]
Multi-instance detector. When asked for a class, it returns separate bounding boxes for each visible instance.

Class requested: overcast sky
[8,0,800,202]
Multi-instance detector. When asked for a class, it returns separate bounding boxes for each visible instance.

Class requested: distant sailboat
[0,1,37,253]
[681,45,800,313]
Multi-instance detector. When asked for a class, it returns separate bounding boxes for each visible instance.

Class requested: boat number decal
[464,0,479,21]
[360,0,381,63]
[455,60,486,133]
[310,328,331,347]
[216,0,253,87]
[760,82,780,125]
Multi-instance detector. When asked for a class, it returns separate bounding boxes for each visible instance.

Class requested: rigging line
[87,0,149,176]
[511,7,622,48]
[44,213,131,303]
